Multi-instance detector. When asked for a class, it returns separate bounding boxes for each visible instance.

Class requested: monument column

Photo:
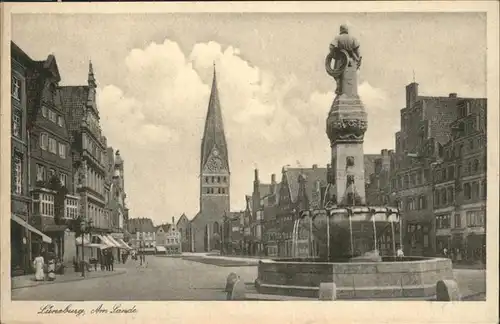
[325,24,368,207]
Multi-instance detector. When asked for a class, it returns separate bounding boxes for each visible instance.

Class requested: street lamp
[80,218,93,278]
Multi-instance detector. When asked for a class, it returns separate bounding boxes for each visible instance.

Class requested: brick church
[189,66,230,252]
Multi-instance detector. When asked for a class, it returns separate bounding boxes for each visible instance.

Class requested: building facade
[19,46,79,263]
[389,82,480,257]
[60,62,110,234]
[176,214,190,253]
[128,218,156,254]
[190,67,230,252]
[11,43,37,275]
[432,98,487,262]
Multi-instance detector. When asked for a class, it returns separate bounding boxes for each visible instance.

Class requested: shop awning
[155,246,166,252]
[11,214,52,244]
[117,238,131,250]
[94,235,114,248]
[106,235,123,248]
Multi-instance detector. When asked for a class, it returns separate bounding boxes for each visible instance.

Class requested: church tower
[191,65,230,252]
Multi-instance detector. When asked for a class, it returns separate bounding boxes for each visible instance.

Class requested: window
[466,210,485,227]
[447,187,454,204]
[436,214,450,229]
[223,177,227,183]
[36,164,46,182]
[473,159,479,173]
[40,133,48,150]
[454,213,461,228]
[65,198,78,219]
[57,115,64,127]
[464,183,472,200]
[205,177,209,183]
[418,196,427,209]
[441,189,447,205]
[37,193,55,217]
[12,76,21,100]
[211,177,215,183]
[48,138,57,154]
[49,168,56,179]
[434,191,440,207]
[12,109,22,138]
[12,154,23,195]
[48,109,57,123]
[58,143,66,159]
[472,182,480,199]
[448,166,455,179]
[481,180,487,199]
[42,106,48,118]
[59,173,67,187]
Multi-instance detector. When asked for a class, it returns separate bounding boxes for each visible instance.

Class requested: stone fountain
[254,25,454,300]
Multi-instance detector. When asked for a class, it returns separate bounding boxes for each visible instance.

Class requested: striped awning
[98,235,118,247]
[75,235,91,246]
[106,235,122,248]
[117,238,131,250]
[11,214,52,244]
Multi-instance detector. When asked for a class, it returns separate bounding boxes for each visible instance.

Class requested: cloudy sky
[12,13,486,225]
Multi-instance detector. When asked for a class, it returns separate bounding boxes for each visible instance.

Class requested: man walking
[109,252,114,271]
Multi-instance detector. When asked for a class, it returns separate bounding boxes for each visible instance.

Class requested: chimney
[312,164,318,169]
[254,169,259,181]
[172,216,175,225]
[271,174,276,184]
[449,93,457,98]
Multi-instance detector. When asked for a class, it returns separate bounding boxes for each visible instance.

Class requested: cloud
[97,38,392,223]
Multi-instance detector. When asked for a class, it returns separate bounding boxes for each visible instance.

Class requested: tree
[47,175,69,225]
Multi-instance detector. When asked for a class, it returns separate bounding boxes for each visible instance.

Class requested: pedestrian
[110,252,114,271]
[396,245,404,259]
[33,252,45,281]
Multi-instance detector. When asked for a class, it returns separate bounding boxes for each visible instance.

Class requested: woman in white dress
[33,253,45,281]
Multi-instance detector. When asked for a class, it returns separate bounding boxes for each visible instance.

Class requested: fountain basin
[255,257,454,299]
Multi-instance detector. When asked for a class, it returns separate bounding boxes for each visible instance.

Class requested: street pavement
[11,255,486,301]
[11,255,257,301]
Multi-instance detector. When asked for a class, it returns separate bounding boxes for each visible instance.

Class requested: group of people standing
[99,249,115,271]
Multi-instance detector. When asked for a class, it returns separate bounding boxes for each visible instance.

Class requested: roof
[258,183,272,199]
[200,67,229,171]
[176,213,189,226]
[59,85,88,135]
[155,223,172,233]
[128,217,155,233]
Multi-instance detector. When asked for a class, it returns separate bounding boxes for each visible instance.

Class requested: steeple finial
[88,60,96,88]
[412,69,416,83]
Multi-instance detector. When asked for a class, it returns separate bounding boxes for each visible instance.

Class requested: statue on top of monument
[325,24,362,95]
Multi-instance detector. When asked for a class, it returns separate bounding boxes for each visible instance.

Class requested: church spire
[200,65,229,172]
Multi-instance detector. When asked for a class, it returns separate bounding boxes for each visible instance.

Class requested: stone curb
[12,269,127,290]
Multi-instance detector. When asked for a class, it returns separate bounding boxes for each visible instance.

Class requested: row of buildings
[191,81,486,262]
[121,69,485,264]
[10,42,131,276]
[126,215,189,255]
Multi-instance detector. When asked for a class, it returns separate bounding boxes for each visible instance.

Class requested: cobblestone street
[11,255,486,301]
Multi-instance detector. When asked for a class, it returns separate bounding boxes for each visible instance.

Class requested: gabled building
[15,44,79,264]
[60,62,110,234]
[176,214,190,252]
[190,66,230,252]
[11,42,54,275]
[128,217,156,253]
[106,149,128,240]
